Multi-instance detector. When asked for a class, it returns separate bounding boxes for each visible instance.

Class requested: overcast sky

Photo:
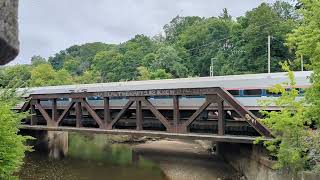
[15,0,286,64]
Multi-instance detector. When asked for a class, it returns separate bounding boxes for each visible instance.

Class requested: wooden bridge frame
[20,87,272,138]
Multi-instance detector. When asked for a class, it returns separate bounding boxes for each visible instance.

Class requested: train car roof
[25,71,312,95]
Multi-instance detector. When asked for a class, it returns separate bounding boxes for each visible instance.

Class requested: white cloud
[14,0,287,64]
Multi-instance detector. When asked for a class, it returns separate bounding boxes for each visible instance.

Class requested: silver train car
[23,71,312,111]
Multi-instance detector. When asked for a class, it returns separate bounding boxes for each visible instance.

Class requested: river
[18,132,241,180]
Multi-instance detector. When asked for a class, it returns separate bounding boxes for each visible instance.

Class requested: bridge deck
[20,125,267,144]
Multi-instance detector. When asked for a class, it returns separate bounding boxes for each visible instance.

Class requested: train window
[152,96,171,99]
[87,96,103,100]
[227,90,240,96]
[299,88,305,96]
[243,89,262,96]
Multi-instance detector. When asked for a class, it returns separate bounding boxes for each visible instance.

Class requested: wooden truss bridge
[19,87,272,144]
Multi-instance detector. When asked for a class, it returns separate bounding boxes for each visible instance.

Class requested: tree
[258,64,320,173]
[235,2,296,73]
[152,46,189,78]
[164,16,203,43]
[219,8,232,21]
[31,55,47,67]
[137,66,172,80]
[259,0,320,173]
[92,51,124,82]
[287,0,320,126]
[75,70,101,84]
[0,65,31,88]
[30,64,73,87]
[0,88,32,178]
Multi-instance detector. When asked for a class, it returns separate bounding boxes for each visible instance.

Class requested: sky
[15,0,286,64]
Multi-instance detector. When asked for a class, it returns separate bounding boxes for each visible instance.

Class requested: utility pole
[210,58,216,77]
[268,35,271,74]
[301,55,304,71]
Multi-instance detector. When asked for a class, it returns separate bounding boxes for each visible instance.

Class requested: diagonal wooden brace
[142,98,171,131]
[56,100,75,125]
[35,100,57,127]
[81,99,104,128]
[216,88,272,137]
[107,99,134,129]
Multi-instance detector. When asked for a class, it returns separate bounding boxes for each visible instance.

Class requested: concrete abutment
[215,142,320,180]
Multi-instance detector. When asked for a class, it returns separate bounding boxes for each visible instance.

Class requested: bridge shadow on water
[18,132,242,180]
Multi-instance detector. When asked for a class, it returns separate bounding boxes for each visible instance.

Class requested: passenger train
[24,71,312,111]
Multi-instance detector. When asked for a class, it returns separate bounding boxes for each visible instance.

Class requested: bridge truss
[19,87,272,143]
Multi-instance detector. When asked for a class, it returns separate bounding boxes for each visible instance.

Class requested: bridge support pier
[31,130,69,159]
[47,131,69,159]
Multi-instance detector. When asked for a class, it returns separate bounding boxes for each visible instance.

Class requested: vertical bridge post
[104,97,111,128]
[136,99,143,130]
[218,99,225,135]
[173,95,180,133]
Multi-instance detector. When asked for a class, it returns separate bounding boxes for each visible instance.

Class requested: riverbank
[133,139,243,180]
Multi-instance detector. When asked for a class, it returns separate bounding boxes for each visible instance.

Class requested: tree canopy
[0,1,300,88]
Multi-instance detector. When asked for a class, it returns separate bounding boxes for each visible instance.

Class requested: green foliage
[287,0,320,126]
[137,66,172,80]
[0,65,31,88]
[30,64,73,87]
[0,87,33,179]
[259,63,320,173]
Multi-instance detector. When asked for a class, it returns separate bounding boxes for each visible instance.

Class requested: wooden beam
[52,98,58,122]
[21,100,31,112]
[136,100,143,130]
[173,95,180,132]
[35,100,52,124]
[30,87,219,99]
[142,98,171,129]
[218,100,225,135]
[56,100,75,125]
[104,97,111,127]
[81,99,103,128]
[108,100,134,129]
[216,88,272,137]
[21,125,268,144]
[75,102,82,128]
[182,100,211,128]
[30,104,37,126]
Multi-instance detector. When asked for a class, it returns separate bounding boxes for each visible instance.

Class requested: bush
[0,88,32,179]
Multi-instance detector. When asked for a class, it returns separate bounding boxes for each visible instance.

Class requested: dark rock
[0,0,19,65]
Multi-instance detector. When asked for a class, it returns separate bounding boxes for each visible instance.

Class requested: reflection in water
[19,133,166,180]
[19,132,240,180]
